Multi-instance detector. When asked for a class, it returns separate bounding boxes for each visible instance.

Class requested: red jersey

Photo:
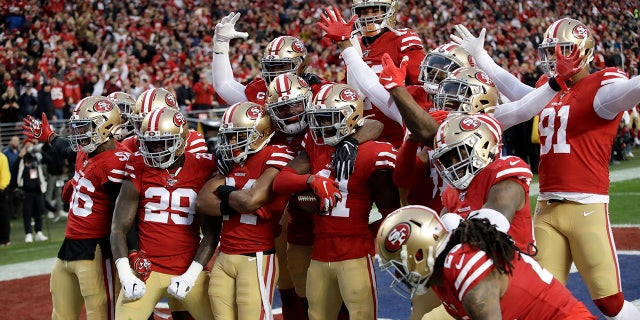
[304,136,397,261]
[126,152,217,274]
[120,129,207,154]
[219,145,295,255]
[441,156,534,251]
[402,147,444,212]
[51,84,65,109]
[537,68,626,195]
[434,243,583,319]
[358,28,425,85]
[66,149,130,239]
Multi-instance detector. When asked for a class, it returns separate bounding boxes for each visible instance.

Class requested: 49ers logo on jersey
[459,116,481,131]
[173,112,186,127]
[292,40,306,53]
[385,223,411,252]
[165,93,177,108]
[340,88,359,102]
[93,100,114,112]
[474,72,494,86]
[246,106,263,119]
[572,25,589,39]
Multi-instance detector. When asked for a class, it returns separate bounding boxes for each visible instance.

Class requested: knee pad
[593,292,624,317]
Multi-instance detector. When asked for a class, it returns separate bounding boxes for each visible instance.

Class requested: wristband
[216,185,239,215]
[547,77,562,91]
[115,257,132,277]
[182,261,204,280]
[213,38,230,54]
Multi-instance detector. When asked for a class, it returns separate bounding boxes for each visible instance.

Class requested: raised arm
[212,12,250,104]
[593,73,640,120]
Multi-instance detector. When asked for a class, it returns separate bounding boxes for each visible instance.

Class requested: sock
[279,288,308,320]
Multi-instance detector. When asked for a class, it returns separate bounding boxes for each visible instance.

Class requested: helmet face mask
[261,36,308,85]
[376,205,449,299]
[69,96,120,153]
[108,92,136,141]
[352,0,398,37]
[266,73,311,134]
[434,67,498,114]
[432,114,502,189]
[217,102,274,163]
[538,18,594,78]
[308,84,363,146]
[420,43,474,94]
[139,107,188,169]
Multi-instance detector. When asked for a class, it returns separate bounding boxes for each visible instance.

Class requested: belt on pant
[547,199,566,204]
[240,248,276,257]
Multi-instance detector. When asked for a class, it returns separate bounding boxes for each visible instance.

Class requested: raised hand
[308,175,342,212]
[332,136,358,181]
[317,7,358,42]
[450,24,486,57]
[213,12,249,53]
[553,43,583,90]
[379,53,408,90]
[22,112,56,143]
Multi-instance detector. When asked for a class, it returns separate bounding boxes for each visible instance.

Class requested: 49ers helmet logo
[385,223,411,252]
[340,88,359,102]
[165,93,177,108]
[173,112,186,127]
[94,100,114,112]
[246,106,263,119]
[292,40,306,54]
[475,72,494,86]
[459,116,481,131]
[572,25,589,39]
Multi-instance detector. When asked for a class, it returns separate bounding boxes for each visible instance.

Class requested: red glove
[317,7,357,42]
[553,43,582,91]
[308,175,342,212]
[379,53,408,90]
[429,110,449,124]
[128,250,152,282]
[22,112,56,143]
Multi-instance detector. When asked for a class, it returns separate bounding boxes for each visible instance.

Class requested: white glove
[115,258,146,301]
[167,261,204,300]
[450,24,486,57]
[213,12,249,54]
[440,213,463,231]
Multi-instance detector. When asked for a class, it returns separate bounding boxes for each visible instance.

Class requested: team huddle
[20,0,640,320]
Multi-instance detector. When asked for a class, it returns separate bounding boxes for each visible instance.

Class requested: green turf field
[1,146,639,266]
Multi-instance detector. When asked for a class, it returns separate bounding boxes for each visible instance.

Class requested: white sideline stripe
[634,299,640,310]
[0,257,56,281]
[529,166,640,196]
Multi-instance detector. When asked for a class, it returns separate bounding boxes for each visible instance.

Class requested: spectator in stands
[191,72,215,111]
[37,82,54,120]
[49,77,65,120]
[41,144,66,221]
[18,81,38,120]
[0,151,10,246]
[175,74,194,113]
[16,139,48,243]
[3,136,21,219]
[1,85,20,123]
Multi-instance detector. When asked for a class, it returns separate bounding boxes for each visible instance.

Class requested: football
[289,190,320,214]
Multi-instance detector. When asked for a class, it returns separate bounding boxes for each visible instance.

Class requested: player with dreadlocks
[376,205,596,319]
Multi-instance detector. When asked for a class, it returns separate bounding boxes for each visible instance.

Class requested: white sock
[604,300,640,320]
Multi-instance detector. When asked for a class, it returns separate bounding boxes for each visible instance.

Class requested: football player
[263,73,384,319]
[107,91,136,142]
[195,101,295,320]
[23,96,130,320]
[451,19,640,319]
[376,205,596,319]
[272,83,400,320]
[110,106,218,319]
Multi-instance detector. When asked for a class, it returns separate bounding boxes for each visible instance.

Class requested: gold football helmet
[377,205,449,298]
[352,0,398,37]
[217,102,274,163]
[107,91,136,141]
[132,88,179,136]
[265,73,311,134]
[538,18,594,78]
[261,36,308,85]
[434,67,499,114]
[139,107,188,169]
[69,96,121,153]
[432,114,502,190]
[308,83,364,146]
[419,42,475,94]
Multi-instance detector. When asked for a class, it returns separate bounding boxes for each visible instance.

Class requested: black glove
[215,147,232,176]
[302,72,322,85]
[332,136,358,181]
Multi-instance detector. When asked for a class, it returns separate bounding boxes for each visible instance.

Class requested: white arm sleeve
[342,47,404,126]
[474,51,534,101]
[212,53,248,105]
[493,83,557,130]
[92,78,105,96]
[594,75,640,120]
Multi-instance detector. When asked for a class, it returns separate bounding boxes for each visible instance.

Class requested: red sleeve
[62,179,74,203]
[272,167,311,195]
[404,48,426,86]
[393,139,420,188]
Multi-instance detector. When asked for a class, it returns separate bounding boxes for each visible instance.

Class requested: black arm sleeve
[50,136,75,158]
